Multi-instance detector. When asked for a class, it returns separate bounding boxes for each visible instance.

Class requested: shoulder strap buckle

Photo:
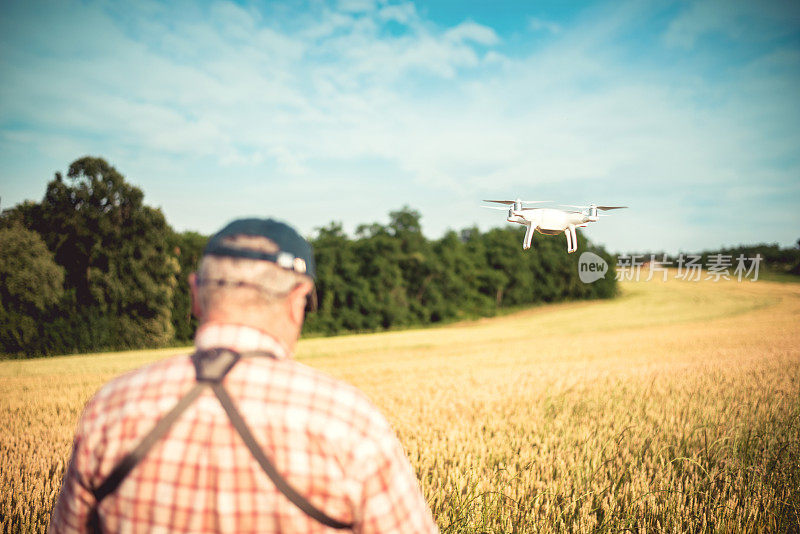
[192,348,241,383]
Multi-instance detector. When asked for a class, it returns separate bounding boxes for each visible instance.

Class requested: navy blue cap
[204,218,316,280]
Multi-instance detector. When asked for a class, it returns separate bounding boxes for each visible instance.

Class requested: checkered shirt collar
[194,323,290,360]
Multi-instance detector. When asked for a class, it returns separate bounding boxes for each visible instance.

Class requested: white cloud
[378,2,417,24]
[444,21,500,46]
[210,1,261,38]
[337,0,378,14]
[528,17,562,34]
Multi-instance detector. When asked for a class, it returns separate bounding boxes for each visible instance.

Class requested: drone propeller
[480,205,512,210]
[484,200,552,205]
[560,204,628,211]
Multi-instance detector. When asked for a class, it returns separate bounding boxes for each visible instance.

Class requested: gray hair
[196,235,310,312]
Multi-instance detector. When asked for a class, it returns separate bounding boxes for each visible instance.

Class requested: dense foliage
[700,243,800,276]
[0,225,65,354]
[2,158,178,355]
[631,242,800,278]
[1,157,620,357]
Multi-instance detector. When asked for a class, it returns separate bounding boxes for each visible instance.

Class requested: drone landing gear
[523,224,536,250]
[565,224,578,253]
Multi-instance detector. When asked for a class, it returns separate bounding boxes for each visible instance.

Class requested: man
[50,218,438,533]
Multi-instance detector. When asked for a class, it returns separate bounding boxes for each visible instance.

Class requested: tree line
[0,157,617,358]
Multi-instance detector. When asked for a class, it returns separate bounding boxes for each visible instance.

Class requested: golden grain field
[2,273,799,533]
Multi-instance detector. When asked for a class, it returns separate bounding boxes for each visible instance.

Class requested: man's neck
[196,319,295,356]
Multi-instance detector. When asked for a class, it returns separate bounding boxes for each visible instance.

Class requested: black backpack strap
[91,382,207,503]
[211,382,354,530]
[88,381,208,533]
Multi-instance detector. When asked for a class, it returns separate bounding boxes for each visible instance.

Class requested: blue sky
[1,0,799,254]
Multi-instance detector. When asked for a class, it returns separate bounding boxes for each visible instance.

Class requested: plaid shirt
[49,323,438,533]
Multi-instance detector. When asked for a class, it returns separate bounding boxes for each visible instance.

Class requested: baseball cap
[204,218,316,280]
[203,218,317,311]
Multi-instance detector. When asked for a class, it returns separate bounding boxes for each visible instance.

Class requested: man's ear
[287,281,313,325]
[189,272,203,319]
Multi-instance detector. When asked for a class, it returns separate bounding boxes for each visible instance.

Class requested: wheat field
[2,273,799,533]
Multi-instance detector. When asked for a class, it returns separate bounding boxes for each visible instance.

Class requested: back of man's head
[191,218,315,347]
[197,235,308,311]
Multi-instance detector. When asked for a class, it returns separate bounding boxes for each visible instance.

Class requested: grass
[2,272,799,533]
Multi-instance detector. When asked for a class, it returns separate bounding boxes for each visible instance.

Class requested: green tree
[0,225,64,355]
[6,157,178,353]
[388,207,434,322]
[429,229,492,321]
[169,231,207,343]
[305,223,374,334]
[354,222,410,329]
[480,227,531,306]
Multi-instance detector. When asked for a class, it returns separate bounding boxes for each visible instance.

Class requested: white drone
[482,199,627,253]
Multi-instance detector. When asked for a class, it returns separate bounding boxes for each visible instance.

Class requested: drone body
[482,199,627,253]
